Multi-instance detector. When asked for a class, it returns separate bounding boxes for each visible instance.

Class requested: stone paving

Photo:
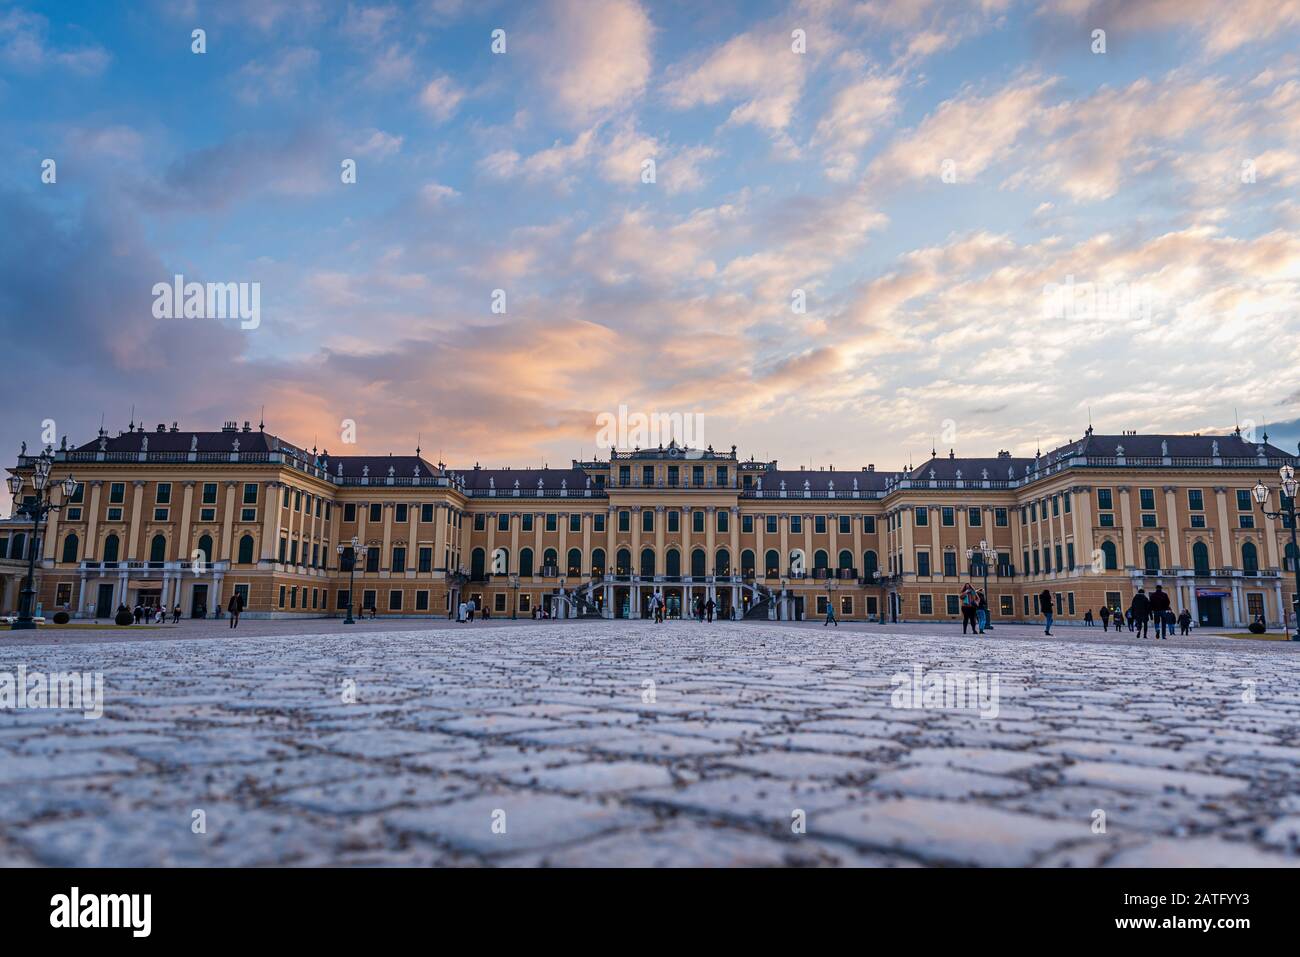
[0,619,1298,867]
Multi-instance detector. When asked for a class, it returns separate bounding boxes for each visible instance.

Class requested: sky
[2,0,1300,473]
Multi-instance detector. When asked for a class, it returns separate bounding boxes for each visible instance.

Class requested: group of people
[644,592,721,622]
[123,601,182,625]
[1039,583,1193,639]
[959,584,991,634]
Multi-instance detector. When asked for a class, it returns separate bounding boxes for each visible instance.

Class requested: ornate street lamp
[509,573,520,619]
[1253,464,1300,640]
[7,451,77,630]
[336,535,366,625]
[965,538,998,631]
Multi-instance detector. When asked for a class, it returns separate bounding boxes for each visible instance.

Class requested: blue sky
[2,0,1300,471]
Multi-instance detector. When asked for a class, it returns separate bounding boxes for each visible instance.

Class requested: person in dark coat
[1149,585,1171,639]
[704,597,715,623]
[227,591,244,628]
[1177,608,1192,635]
[1099,605,1111,631]
[1039,588,1054,635]
[1128,588,1152,639]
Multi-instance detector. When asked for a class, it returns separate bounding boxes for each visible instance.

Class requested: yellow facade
[5,423,1297,629]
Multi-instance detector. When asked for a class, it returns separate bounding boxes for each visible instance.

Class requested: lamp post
[509,573,519,619]
[1253,465,1300,640]
[779,576,788,621]
[7,451,77,630]
[336,535,366,625]
[965,538,998,631]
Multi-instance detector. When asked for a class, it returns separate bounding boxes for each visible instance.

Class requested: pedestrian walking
[705,597,715,623]
[133,603,143,624]
[1040,588,1054,636]
[1150,585,1171,639]
[824,596,838,627]
[1129,588,1152,639]
[171,603,181,624]
[1178,608,1192,635]
[1083,609,1094,627]
[960,583,979,634]
[227,591,244,629]
[1099,605,1111,631]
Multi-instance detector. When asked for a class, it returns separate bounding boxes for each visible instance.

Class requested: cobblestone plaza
[1,619,1297,867]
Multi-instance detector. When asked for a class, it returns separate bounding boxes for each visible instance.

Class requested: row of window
[57,532,261,565]
[916,593,1020,616]
[468,545,884,579]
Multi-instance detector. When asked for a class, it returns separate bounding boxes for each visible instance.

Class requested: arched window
[567,548,582,577]
[640,547,655,577]
[765,549,780,577]
[61,532,79,564]
[1242,541,1259,574]
[102,533,119,564]
[542,548,558,575]
[1142,541,1160,573]
[838,549,853,570]
[11,533,26,561]
[196,534,213,565]
[691,548,706,577]
[790,548,806,575]
[150,534,167,564]
[1192,541,1210,575]
[863,550,878,577]
[491,547,509,574]
[615,548,630,575]
[519,547,534,577]
[665,548,681,577]
[813,549,829,570]
[1102,540,1118,571]
[741,549,755,578]
[238,534,256,564]
[715,548,730,576]
[591,547,606,577]
[470,547,486,579]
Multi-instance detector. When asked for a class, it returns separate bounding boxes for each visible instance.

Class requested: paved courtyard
[0,619,1298,867]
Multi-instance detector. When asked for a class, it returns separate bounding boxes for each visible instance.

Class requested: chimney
[170,422,178,432]
[156,423,166,432]
[222,421,237,432]
[243,421,252,432]
[867,464,875,471]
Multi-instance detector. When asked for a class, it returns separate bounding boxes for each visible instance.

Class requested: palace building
[3,419,1298,629]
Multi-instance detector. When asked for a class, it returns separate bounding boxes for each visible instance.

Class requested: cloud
[663,25,805,138]
[869,76,1054,184]
[1041,0,1300,57]
[352,128,404,158]
[419,73,465,123]
[521,0,654,125]
[234,46,319,103]
[0,8,110,75]
[812,73,901,180]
